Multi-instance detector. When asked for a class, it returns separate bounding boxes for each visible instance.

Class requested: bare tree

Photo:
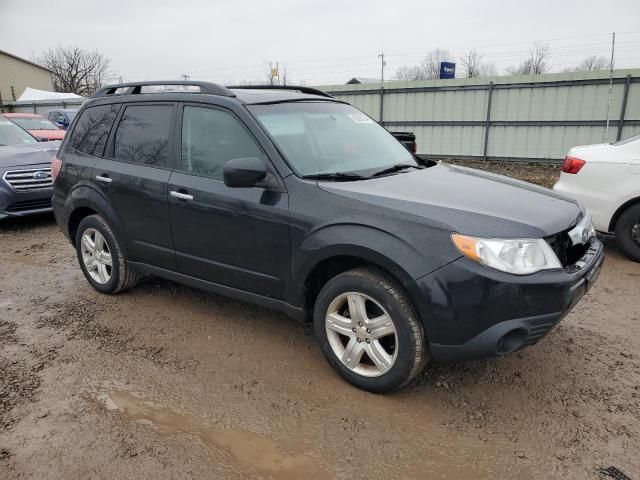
[265,62,275,85]
[262,62,291,85]
[395,65,426,81]
[395,49,452,81]
[420,49,452,79]
[39,46,111,96]
[459,50,496,78]
[507,43,550,75]
[280,64,289,86]
[567,55,609,72]
[479,62,498,77]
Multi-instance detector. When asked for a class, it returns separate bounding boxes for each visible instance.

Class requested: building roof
[0,49,51,73]
[346,77,381,85]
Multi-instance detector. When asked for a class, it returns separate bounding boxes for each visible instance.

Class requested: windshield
[11,117,60,131]
[0,118,38,146]
[248,102,418,176]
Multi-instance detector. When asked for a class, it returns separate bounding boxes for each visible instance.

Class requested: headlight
[451,234,562,275]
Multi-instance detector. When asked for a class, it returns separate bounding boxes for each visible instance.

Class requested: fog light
[497,328,527,354]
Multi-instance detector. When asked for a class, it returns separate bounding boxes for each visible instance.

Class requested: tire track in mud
[35,296,200,372]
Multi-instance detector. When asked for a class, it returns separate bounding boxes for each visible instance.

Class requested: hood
[319,163,582,238]
[0,142,60,169]
[27,129,65,141]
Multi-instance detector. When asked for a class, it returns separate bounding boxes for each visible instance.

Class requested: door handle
[170,190,194,201]
[96,175,112,184]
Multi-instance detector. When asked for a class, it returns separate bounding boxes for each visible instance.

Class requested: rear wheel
[75,215,139,293]
[615,204,640,262]
[314,268,428,393]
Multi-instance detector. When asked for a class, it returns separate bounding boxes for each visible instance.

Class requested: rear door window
[113,105,174,168]
[68,104,119,157]
[181,106,264,180]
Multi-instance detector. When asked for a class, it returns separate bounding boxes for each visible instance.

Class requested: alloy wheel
[325,292,398,377]
[80,228,113,284]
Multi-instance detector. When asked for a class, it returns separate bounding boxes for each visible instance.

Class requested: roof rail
[226,85,334,98]
[91,81,236,98]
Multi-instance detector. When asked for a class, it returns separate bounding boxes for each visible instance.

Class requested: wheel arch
[609,196,640,232]
[66,187,126,254]
[298,248,419,323]
[67,206,98,246]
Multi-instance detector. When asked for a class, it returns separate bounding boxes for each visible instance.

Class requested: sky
[1,0,640,86]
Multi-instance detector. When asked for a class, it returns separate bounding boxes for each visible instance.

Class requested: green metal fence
[320,69,640,163]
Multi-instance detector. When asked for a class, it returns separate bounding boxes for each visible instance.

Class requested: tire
[615,204,640,262]
[313,267,428,393]
[75,214,139,294]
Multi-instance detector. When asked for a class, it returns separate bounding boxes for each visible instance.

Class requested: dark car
[389,131,417,153]
[0,117,58,220]
[45,109,78,130]
[52,81,603,392]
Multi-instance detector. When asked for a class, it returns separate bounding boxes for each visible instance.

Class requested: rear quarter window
[69,104,120,157]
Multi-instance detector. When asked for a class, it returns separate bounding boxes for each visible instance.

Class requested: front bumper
[0,180,53,220]
[409,238,604,362]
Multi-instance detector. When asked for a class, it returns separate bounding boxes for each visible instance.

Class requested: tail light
[412,142,417,154]
[51,156,62,182]
[561,156,586,174]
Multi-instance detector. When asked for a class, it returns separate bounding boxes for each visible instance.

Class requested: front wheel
[615,204,640,262]
[313,268,428,393]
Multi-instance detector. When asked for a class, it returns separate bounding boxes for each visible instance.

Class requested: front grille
[5,198,52,213]
[547,231,590,267]
[3,168,53,192]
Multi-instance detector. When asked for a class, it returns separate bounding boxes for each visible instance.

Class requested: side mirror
[223,157,268,188]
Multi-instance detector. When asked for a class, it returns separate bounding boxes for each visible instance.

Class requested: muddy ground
[1,164,639,479]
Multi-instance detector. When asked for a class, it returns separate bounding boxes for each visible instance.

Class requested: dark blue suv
[52,81,604,392]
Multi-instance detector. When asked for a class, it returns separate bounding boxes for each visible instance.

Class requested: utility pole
[378,52,386,124]
[378,51,385,83]
[181,74,190,81]
[605,32,616,142]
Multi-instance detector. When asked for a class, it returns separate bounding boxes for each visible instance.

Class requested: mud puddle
[92,390,331,480]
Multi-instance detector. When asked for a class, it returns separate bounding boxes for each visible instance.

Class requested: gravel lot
[1,163,638,480]
[442,159,562,188]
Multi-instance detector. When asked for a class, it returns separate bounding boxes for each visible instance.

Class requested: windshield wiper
[371,164,421,178]
[302,172,368,181]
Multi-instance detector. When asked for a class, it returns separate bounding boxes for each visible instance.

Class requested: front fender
[291,222,453,306]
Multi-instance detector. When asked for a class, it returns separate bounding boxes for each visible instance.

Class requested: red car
[0,113,65,141]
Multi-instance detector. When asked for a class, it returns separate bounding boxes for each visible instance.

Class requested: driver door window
[181,106,264,180]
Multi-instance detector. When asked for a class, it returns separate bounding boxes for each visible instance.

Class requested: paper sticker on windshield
[348,113,374,124]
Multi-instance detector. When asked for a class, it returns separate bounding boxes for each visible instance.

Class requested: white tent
[17,87,83,101]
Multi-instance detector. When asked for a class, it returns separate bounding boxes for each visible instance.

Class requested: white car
[553,134,640,261]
